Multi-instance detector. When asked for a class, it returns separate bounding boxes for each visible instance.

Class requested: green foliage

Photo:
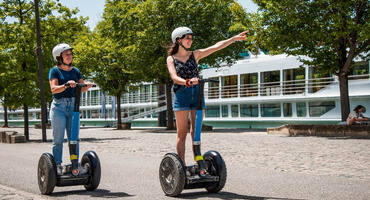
[0,0,89,109]
[253,0,370,73]
[97,0,249,86]
[252,0,370,120]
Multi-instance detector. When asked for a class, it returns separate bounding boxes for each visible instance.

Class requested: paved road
[0,127,369,200]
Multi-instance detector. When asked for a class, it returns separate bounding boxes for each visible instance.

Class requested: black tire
[204,150,227,193]
[81,151,101,191]
[37,153,57,195]
[159,153,186,197]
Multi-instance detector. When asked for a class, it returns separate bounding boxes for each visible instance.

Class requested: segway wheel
[37,153,57,195]
[204,150,227,193]
[81,151,101,191]
[159,153,186,197]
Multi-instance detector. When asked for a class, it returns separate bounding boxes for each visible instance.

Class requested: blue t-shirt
[48,66,82,99]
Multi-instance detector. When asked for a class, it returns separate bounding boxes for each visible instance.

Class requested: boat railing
[80,92,164,107]
[206,76,340,99]
[3,74,369,121]
[78,74,370,105]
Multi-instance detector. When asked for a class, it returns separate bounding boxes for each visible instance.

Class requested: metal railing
[2,74,369,121]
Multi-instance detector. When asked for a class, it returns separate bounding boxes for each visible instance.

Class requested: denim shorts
[173,85,205,111]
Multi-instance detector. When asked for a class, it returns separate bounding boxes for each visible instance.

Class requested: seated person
[347,105,368,125]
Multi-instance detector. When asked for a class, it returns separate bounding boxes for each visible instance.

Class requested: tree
[0,0,89,136]
[253,0,370,121]
[73,0,150,130]
[101,0,249,129]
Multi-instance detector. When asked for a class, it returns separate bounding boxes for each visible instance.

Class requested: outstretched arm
[194,31,248,62]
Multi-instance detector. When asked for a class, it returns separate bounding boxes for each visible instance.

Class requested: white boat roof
[201,54,310,77]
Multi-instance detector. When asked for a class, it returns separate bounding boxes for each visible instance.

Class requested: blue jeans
[173,85,205,111]
[50,97,78,164]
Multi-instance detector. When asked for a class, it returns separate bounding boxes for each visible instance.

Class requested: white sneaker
[78,163,88,174]
[56,164,63,175]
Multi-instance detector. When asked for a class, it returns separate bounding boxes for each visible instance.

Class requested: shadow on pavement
[29,137,132,143]
[178,191,306,200]
[48,189,134,198]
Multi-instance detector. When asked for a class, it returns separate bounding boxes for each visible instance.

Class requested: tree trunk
[3,105,8,127]
[116,93,122,130]
[338,74,350,121]
[23,103,29,141]
[157,84,166,127]
[166,81,174,130]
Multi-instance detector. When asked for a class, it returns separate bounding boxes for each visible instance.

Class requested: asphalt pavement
[0,126,369,200]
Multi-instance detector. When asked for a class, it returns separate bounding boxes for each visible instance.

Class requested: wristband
[185,79,192,87]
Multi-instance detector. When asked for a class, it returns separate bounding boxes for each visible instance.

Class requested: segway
[37,83,101,195]
[159,79,227,197]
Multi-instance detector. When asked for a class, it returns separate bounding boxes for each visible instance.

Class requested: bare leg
[348,118,356,125]
[175,110,189,164]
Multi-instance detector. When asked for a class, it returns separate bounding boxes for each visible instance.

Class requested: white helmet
[171,27,194,43]
[52,43,73,62]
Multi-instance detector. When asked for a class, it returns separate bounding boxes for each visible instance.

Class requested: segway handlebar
[64,83,96,88]
[200,79,220,83]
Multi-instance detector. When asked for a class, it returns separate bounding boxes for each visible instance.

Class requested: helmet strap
[176,41,189,51]
[57,55,72,67]
[62,62,73,67]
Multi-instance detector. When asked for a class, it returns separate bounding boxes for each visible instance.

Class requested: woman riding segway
[159,27,248,196]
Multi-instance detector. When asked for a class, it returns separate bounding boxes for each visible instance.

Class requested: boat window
[283,103,292,117]
[140,85,151,103]
[8,113,23,120]
[151,85,158,101]
[221,75,238,98]
[91,110,99,118]
[128,107,140,116]
[296,102,307,117]
[261,70,280,96]
[152,110,158,118]
[86,110,91,119]
[309,101,335,117]
[121,93,128,104]
[208,77,219,99]
[308,67,333,93]
[129,90,139,103]
[221,105,228,117]
[261,103,281,117]
[240,104,258,117]
[231,105,239,117]
[205,105,220,117]
[349,61,369,80]
[240,73,258,97]
[34,112,40,120]
[90,90,99,106]
[283,68,305,95]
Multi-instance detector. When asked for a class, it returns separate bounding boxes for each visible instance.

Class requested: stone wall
[267,124,370,139]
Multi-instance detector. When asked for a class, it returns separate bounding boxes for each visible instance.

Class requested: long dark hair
[167,43,179,56]
[354,105,366,113]
[167,34,188,56]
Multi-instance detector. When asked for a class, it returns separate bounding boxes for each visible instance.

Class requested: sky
[56,0,258,30]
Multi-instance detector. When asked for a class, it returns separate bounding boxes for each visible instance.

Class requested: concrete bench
[267,124,370,139]
[0,131,26,143]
